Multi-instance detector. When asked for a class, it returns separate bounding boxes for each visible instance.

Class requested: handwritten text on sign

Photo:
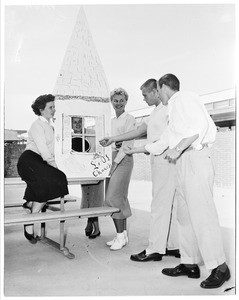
[91,153,111,177]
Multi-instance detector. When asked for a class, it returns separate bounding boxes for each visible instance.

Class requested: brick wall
[211,129,235,187]
[131,128,235,188]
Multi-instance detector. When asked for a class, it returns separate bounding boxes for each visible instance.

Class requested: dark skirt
[17,150,69,203]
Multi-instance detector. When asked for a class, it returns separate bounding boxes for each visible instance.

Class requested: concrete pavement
[3,179,236,297]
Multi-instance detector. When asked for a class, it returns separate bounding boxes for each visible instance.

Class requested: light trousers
[148,155,178,254]
[176,148,226,270]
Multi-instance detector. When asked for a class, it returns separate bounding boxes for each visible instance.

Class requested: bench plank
[5,177,106,186]
[5,207,119,226]
[4,197,78,209]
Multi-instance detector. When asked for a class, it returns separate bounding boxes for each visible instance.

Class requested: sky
[2,0,236,130]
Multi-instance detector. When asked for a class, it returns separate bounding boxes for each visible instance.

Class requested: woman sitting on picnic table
[17,94,69,244]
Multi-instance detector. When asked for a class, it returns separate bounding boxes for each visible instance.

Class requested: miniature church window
[71,116,96,153]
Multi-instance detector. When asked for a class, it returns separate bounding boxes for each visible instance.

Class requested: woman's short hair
[31,94,55,116]
[110,88,129,101]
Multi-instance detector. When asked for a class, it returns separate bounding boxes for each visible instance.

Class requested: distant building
[4,129,27,143]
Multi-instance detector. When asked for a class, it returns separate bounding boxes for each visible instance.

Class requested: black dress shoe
[130,250,162,262]
[24,228,38,244]
[89,231,101,239]
[165,249,181,258]
[162,264,200,278]
[200,265,230,289]
[85,223,93,236]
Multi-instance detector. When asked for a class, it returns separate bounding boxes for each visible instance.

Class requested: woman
[71,116,101,239]
[100,88,136,250]
[17,94,69,244]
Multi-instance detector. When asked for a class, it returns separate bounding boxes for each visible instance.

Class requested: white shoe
[110,236,126,251]
[106,237,117,247]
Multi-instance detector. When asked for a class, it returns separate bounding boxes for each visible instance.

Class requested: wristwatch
[175,146,182,153]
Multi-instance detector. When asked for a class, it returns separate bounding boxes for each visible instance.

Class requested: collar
[154,102,164,110]
[39,116,54,126]
[39,116,49,123]
[168,91,180,103]
[113,112,128,119]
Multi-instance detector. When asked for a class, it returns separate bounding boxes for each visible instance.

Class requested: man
[125,73,230,289]
[100,79,179,261]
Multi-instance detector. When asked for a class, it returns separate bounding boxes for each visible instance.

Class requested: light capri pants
[105,151,133,219]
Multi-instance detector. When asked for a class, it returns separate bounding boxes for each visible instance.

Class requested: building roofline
[128,88,236,118]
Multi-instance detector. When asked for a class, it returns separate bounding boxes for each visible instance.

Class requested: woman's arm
[100,122,147,147]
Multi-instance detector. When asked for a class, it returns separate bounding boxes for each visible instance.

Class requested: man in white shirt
[125,74,230,289]
[100,79,179,261]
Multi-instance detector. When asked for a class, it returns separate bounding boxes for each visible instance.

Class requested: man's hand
[123,146,134,155]
[99,137,113,147]
[163,149,181,163]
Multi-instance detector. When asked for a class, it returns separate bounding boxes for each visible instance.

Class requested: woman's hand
[99,137,114,147]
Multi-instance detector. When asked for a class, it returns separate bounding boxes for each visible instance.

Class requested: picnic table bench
[4,177,118,259]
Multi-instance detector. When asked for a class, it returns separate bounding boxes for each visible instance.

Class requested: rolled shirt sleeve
[145,127,169,155]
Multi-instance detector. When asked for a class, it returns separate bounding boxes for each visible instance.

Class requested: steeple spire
[53,7,109,100]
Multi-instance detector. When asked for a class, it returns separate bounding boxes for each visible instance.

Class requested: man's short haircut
[140,78,157,92]
[158,74,180,91]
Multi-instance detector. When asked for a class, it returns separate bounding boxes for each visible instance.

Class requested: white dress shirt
[26,116,55,164]
[111,112,136,164]
[144,103,168,143]
[145,91,217,155]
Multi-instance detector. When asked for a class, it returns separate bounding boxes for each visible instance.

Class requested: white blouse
[111,112,136,164]
[26,116,56,165]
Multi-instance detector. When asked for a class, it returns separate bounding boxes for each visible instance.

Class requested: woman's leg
[81,182,104,238]
[113,218,124,233]
[85,218,94,236]
[92,217,100,234]
[88,217,101,239]
[24,202,46,243]
[108,218,127,250]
